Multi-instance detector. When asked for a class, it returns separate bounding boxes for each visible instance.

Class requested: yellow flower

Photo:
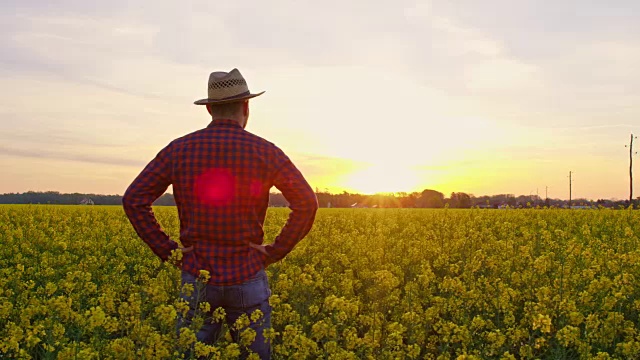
[199,302,211,313]
[181,283,195,298]
[178,327,197,348]
[106,338,135,358]
[532,314,552,333]
[250,309,264,323]
[311,320,331,340]
[456,355,481,360]
[194,341,218,358]
[198,269,211,283]
[500,352,517,360]
[213,307,227,323]
[556,326,579,347]
[154,304,177,328]
[175,299,190,318]
[0,322,23,353]
[263,327,279,342]
[223,343,241,358]
[45,282,57,296]
[168,248,184,266]
[85,306,106,329]
[535,337,546,349]
[233,314,251,331]
[240,328,257,347]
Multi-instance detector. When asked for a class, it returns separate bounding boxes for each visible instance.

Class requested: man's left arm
[122,144,179,261]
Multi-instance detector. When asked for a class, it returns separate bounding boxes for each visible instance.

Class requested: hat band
[208,90,251,102]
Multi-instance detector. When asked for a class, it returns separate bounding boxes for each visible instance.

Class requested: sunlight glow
[342,163,423,195]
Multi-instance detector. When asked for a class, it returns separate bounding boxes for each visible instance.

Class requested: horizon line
[0,189,634,202]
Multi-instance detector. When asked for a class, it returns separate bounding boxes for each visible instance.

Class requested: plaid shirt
[123,119,318,285]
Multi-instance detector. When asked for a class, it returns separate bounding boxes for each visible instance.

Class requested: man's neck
[210,117,245,128]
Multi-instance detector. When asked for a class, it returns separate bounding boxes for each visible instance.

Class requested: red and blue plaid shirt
[123,119,318,285]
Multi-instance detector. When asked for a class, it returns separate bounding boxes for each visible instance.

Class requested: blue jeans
[177,270,272,359]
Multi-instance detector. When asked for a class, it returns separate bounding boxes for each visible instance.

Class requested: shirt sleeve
[266,158,318,261]
[122,144,179,261]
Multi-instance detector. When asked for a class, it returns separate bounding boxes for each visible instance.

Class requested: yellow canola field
[1,205,640,359]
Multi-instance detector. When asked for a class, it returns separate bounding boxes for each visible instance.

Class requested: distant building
[350,202,368,208]
[80,198,94,205]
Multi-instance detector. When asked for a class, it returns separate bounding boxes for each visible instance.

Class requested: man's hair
[209,101,244,117]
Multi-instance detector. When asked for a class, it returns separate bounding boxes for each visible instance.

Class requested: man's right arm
[265,159,318,262]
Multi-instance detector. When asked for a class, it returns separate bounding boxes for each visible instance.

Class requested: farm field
[1,205,640,359]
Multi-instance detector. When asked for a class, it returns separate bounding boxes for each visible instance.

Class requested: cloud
[547,124,638,132]
[430,16,503,57]
[0,145,146,167]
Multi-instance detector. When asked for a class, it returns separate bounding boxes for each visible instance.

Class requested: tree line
[1,190,636,209]
[0,192,176,206]
[307,190,636,209]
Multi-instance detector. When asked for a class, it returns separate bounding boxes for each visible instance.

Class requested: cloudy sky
[1,0,638,200]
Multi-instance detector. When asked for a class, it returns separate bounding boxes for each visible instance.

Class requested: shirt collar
[207,119,242,129]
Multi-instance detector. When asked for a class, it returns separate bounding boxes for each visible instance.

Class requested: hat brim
[194,91,265,105]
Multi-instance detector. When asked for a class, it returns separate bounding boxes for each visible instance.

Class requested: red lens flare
[195,168,236,206]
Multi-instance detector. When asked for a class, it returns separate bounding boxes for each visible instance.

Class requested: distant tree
[269,193,288,207]
[1,190,624,210]
[416,189,445,208]
[449,192,472,208]
[153,193,176,206]
[473,195,491,207]
[399,192,419,208]
[366,193,401,208]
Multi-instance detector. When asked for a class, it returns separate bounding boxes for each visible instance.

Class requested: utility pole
[626,134,637,204]
[542,186,549,207]
[569,171,573,208]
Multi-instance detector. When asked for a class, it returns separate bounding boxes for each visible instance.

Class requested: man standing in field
[122,69,318,359]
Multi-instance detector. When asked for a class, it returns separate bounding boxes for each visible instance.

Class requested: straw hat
[194,68,265,105]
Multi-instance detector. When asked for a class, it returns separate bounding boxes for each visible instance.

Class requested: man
[122,69,318,359]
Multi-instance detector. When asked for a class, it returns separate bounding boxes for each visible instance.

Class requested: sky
[0,0,639,200]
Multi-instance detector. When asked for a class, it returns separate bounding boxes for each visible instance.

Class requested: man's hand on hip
[180,246,194,254]
[249,242,275,266]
